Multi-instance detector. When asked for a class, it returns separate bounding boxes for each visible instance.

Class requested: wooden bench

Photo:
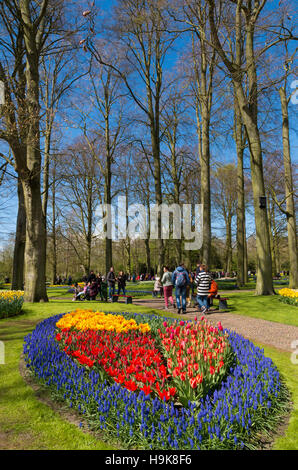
[112,294,133,304]
[216,296,229,310]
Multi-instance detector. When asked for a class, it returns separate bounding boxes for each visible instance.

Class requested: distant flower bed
[23,310,288,449]
[278,288,298,306]
[0,290,24,318]
[125,290,153,295]
[47,285,70,288]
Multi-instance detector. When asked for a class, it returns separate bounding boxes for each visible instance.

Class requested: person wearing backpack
[172,263,190,314]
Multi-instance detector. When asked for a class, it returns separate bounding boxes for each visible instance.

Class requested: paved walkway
[132,298,298,353]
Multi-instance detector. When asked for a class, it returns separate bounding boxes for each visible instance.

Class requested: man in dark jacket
[172,263,190,314]
[107,267,116,300]
[87,270,96,284]
[117,271,126,295]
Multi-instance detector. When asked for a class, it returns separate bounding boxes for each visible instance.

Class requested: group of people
[55,275,72,285]
[72,262,216,313]
[154,262,217,315]
[72,268,127,302]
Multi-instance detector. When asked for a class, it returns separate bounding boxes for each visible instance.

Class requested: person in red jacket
[208,279,218,308]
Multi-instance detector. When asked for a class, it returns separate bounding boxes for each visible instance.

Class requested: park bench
[217,297,229,310]
[192,294,230,311]
[112,294,133,304]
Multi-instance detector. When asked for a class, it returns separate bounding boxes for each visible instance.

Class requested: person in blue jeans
[172,263,190,314]
[107,266,116,300]
[195,264,212,314]
[117,271,126,295]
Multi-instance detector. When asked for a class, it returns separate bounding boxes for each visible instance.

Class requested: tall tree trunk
[42,129,51,218]
[145,238,151,273]
[225,216,232,273]
[193,33,213,268]
[169,122,183,266]
[104,168,112,274]
[150,117,164,277]
[104,105,113,275]
[12,177,26,290]
[208,0,274,295]
[200,108,211,266]
[267,196,277,276]
[241,116,274,294]
[279,87,298,288]
[20,20,48,301]
[22,174,48,301]
[234,94,246,287]
[244,235,248,284]
[51,161,57,285]
[232,35,274,295]
[86,177,93,273]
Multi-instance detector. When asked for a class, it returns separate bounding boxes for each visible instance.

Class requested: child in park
[153,276,163,297]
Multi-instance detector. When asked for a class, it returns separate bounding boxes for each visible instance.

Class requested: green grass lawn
[255,343,298,450]
[220,292,298,327]
[0,295,297,449]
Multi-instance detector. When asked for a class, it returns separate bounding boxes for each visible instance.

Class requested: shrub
[0,290,24,318]
[278,288,298,306]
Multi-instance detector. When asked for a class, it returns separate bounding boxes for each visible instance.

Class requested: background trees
[0,0,297,293]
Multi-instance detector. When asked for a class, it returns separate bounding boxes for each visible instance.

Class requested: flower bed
[23,311,288,450]
[278,288,298,306]
[0,290,24,318]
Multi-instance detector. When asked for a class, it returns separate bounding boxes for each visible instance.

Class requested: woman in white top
[161,266,176,309]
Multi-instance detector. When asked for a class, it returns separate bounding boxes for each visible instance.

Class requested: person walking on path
[195,264,212,314]
[185,267,193,308]
[117,271,126,296]
[161,266,176,310]
[107,267,116,300]
[172,263,190,314]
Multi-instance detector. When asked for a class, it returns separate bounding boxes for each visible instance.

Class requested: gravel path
[132,298,298,353]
